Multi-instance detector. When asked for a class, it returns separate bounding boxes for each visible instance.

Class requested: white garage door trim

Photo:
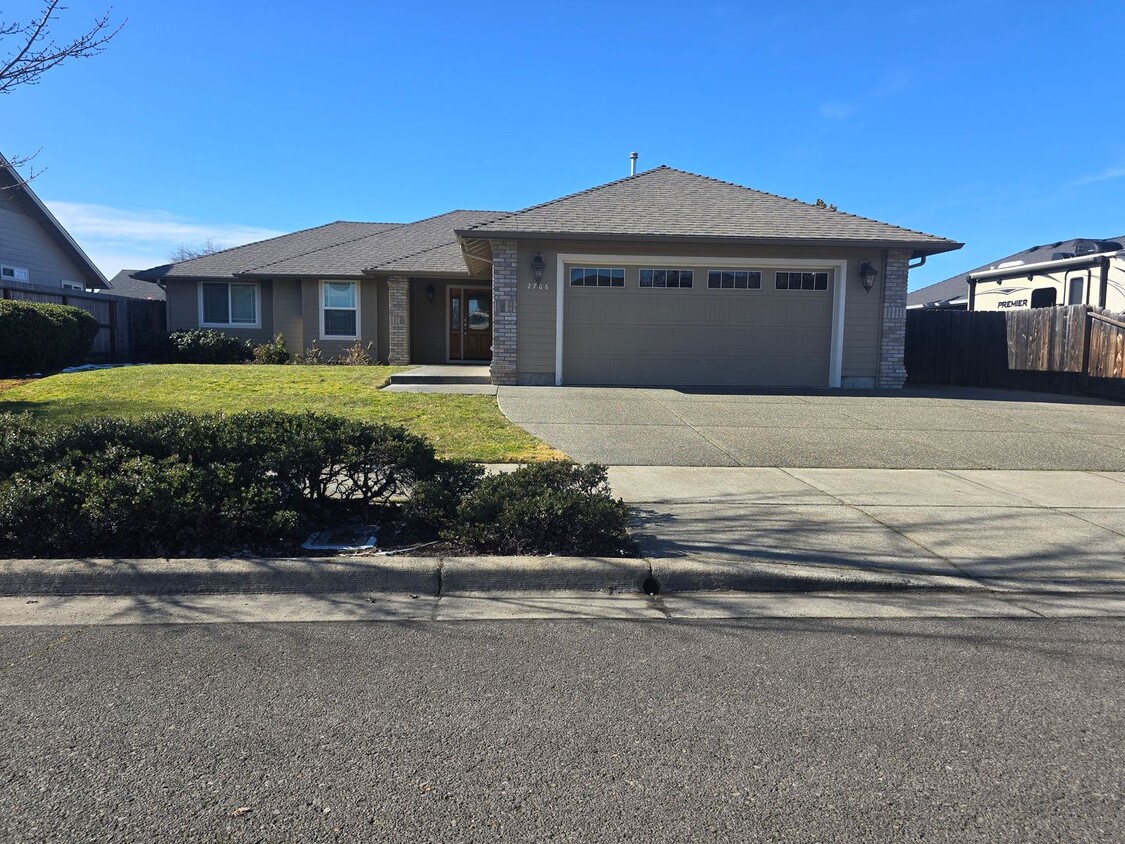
[554,253,848,387]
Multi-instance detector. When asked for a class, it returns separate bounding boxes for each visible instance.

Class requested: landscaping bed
[0,411,633,560]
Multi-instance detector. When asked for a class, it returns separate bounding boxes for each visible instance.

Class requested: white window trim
[319,279,360,340]
[61,280,85,291]
[555,253,848,388]
[1,264,30,282]
[198,280,261,329]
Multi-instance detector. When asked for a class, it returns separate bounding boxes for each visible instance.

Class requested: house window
[707,270,761,290]
[639,268,694,289]
[322,281,358,337]
[201,281,258,326]
[775,271,829,291]
[1,264,30,282]
[569,267,624,287]
[61,280,84,292]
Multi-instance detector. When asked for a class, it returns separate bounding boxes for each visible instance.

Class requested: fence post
[108,300,119,359]
[1080,305,1092,396]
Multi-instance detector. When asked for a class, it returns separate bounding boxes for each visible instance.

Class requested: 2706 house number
[526,282,550,290]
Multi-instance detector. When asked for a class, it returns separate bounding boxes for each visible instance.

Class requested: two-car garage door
[561,266,836,387]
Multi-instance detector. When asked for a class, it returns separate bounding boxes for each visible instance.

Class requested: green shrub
[403,460,485,532]
[252,334,290,365]
[0,300,99,376]
[0,410,440,557]
[137,330,253,364]
[441,462,635,556]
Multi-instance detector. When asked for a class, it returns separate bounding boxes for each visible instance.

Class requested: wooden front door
[448,288,492,361]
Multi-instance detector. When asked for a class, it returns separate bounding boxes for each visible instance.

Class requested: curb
[0,555,997,598]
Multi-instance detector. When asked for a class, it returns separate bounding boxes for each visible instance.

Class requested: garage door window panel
[570,267,624,288]
[707,270,761,290]
[639,268,694,288]
[775,271,829,291]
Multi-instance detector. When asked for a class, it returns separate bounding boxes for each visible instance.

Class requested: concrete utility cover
[302,527,378,552]
[497,385,1125,470]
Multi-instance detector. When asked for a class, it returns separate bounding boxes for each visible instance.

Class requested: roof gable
[0,153,109,288]
[458,166,961,253]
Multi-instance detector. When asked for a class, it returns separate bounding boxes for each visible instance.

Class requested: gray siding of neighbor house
[0,199,89,289]
[511,240,887,387]
[409,278,450,364]
[272,278,304,352]
[298,278,379,360]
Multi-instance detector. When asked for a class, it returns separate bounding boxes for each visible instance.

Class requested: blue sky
[5,0,1124,288]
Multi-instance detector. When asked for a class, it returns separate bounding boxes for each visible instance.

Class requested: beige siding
[298,278,379,360]
[166,279,275,344]
[409,279,451,363]
[0,202,90,289]
[515,241,885,387]
[272,278,304,352]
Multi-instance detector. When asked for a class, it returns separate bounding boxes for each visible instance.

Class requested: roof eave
[455,229,962,255]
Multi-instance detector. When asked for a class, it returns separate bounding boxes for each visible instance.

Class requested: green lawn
[0,365,564,463]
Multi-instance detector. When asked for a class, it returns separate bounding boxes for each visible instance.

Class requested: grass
[0,365,564,463]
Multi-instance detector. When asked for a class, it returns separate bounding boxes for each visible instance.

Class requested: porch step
[387,365,492,386]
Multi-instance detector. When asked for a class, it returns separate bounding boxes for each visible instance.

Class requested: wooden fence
[1,281,165,362]
[905,304,1125,400]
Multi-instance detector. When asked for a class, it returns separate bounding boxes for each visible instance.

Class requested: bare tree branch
[169,240,228,262]
[0,1,124,95]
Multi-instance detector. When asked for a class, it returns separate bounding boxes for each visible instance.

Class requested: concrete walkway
[610,467,1125,592]
[499,385,1125,470]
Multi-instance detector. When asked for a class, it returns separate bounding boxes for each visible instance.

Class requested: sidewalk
[1,469,1121,599]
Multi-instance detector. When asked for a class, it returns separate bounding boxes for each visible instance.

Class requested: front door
[448,288,492,361]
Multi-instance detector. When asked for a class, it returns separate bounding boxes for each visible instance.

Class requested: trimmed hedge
[439,462,635,556]
[0,411,439,557]
[0,300,100,376]
[136,330,254,364]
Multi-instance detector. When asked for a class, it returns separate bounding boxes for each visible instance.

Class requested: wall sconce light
[531,252,545,283]
[859,261,878,293]
[425,283,436,304]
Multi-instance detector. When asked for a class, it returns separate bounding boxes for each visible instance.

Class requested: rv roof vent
[1051,252,1075,260]
[997,260,1025,269]
[1073,239,1102,256]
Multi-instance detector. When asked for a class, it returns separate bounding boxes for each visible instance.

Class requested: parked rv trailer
[968,242,1125,312]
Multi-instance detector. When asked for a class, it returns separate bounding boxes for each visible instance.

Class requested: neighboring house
[0,153,108,292]
[136,166,961,388]
[95,269,166,301]
[907,235,1125,310]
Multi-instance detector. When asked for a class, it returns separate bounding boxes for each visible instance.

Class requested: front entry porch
[393,277,493,366]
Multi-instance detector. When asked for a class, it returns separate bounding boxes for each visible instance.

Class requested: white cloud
[44,200,286,277]
[1070,165,1125,187]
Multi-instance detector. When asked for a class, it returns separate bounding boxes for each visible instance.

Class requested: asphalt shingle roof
[907,235,1125,307]
[458,166,961,252]
[135,221,401,280]
[247,210,504,276]
[105,269,165,300]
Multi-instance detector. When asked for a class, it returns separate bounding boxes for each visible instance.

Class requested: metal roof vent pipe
[629,151,638,176]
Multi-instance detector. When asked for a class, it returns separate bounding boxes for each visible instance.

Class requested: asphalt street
[2,618,1122,842]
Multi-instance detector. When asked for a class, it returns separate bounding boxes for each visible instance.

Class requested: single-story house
[907,235,1125,310]
[136,166,961,388]
[1,152,108,293]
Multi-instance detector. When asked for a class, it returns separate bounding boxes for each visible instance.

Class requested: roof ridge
[167,220,398,271]
[653,166,952,242]
[240,221,412,273]
[461,167,672,233]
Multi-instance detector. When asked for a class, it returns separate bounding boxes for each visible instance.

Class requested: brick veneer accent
[387,276,410,365]
[877,249,911,388]
[490,240,518,385]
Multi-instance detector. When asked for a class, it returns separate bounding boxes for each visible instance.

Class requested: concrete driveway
[498,385,1125,470]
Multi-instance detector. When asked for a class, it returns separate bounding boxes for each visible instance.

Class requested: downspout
[1098,256,1110,308]
[908,254,926,270]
